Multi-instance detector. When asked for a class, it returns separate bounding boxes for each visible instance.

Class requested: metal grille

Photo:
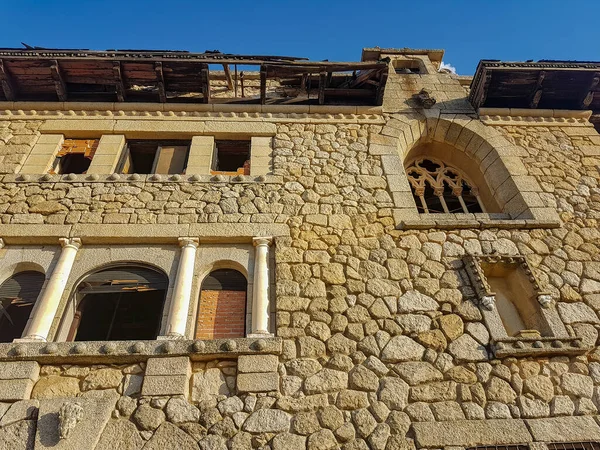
[468,446,529,450]
[547,443,600,450]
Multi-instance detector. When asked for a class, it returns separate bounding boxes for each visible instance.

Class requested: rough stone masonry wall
[0,110,600,449]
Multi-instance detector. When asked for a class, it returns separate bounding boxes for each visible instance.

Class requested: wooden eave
[469,60,600,113]
[0,49,389,106]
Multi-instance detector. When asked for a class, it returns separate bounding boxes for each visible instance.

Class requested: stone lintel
[238,355,278,373]
[526,416,600,442]
[412,419,532,448]
[237,372,279,393]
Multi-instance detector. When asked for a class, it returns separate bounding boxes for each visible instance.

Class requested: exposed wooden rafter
[154,62,166,103]
[223,64,233,90]
[259,66,267,105]
[376,70,388,106]
[318,70,327,105]
[113,62,126,102]
[0,59,16,101]
[49,60,67,101]
[200,64,210,104]
[529,70,545,108]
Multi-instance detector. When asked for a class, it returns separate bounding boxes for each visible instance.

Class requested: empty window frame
[406,157,484,214]
[196,269,247,339]
[212,140,251,174]
[393,59,422,74]
[0,271,45,342]
[119,140,190,175]
[51,139,99,174]
[67,266,168,341]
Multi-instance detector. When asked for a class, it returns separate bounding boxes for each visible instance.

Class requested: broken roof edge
[361,47,444,64]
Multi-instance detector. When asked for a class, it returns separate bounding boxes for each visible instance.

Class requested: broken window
[0,271,45,342]
[196,269,247,339]
[51,139,99,174]
[406,157,484,214]
[212,140,251,175]
[119,140,190,175]
[393,59,422,74]
[67,266,167,341]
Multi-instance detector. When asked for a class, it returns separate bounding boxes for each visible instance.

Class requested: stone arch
[384,113,557,223]
[62,262,169,341]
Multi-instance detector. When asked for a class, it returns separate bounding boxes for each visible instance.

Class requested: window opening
[212,140,251,175]
[68,266,167,341]
[51,139,99,174]
[120,140,190,175]
[196,268,247,339]
[393,59,422,74]
[0,271,45,342]
[406,157,484,214]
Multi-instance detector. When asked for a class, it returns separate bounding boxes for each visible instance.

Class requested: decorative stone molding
[479,107,593,126]
[58,401,84,440]
[492,335,588,358]
[0,337,281,363]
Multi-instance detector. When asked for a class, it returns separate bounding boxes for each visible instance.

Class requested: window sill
[397,213,561,230]
[491,336,589,358]
[3,173,283,184]
[1,337,282,363]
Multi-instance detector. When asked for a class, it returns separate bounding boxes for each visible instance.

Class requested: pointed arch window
[406,157,485,214]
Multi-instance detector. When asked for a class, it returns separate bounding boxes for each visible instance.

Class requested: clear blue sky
[1,0,598,75]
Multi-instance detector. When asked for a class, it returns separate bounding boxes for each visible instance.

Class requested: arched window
[196,269,247,340]
[406,157,485,214]
[0,271,45,342]
[67,265,167,341]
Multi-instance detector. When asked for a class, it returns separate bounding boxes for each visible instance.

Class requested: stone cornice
[479,107,593,126]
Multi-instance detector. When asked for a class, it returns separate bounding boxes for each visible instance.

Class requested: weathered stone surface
[192,369,229,402]
[237,354,279,373]
[307,429,338,450]
[305,369,348,394]
[561,373,594,397]
[165,398,200,424]
[378,377,409,410]
[272,433,307,450]
[82,368,122,391]
[0,420,36,450]
[237,372,279,392]
[397,291,439,313]
[31,376,80,399]
[381,336,425,362]
[526,416,600,441]
[394,362,443,385]
[437,314,464,340]
[413,419,532,447]
[243,409,291,433]
[95,419,143,450]
[0,400,39,427]
[448,334,488,361]
[336,390,369,410]
[132,404,165,431]
[523,375,554,402]
[487,378,517,403]
[557,302,600,324]
[349,365,380,391]
[142,422,198,450]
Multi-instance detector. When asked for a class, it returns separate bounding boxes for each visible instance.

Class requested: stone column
[23,238,81,341]
[163,238,199,338]
[251,237,273,336]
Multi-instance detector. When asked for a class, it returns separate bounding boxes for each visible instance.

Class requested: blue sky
[1,0,598,75]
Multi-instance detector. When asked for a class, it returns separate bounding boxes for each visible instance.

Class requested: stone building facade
[0,47,598,449]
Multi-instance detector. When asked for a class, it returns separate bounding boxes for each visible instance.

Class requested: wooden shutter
[153,145,188,174]
[57,139,99,159]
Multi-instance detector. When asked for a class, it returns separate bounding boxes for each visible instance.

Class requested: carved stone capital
[481,295,496,311]
[178,237,199,249]
[253,236,273,247]
[538,294,553,308]
[59,237,81,250]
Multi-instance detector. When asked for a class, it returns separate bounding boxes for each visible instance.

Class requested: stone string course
[0,64,599,449]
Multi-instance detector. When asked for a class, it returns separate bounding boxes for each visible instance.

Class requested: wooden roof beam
[223,64,233,90]
[318,70,327,105]
[200,64,210,104]
[0,60,16,101]
[582,72,600,108]
[260,66,267,105]
[529,70,545,108]
[113,62,126,102]
[50,60,67,101]
[154,62,166,102]
[376,71,388,106]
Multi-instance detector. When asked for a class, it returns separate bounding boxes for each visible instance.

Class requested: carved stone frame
[464,254,587,357]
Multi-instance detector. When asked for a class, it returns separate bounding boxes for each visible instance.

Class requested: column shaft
[23,238,81,341]
[165,238,198,337]
[251,237,272,335]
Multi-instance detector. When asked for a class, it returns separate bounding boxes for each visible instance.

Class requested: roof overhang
[362,47,444,65]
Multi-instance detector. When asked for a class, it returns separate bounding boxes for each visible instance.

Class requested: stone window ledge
[397,214,561,230]
[0,337,281,364]
[491,336,589,358]
[3,173,283,184]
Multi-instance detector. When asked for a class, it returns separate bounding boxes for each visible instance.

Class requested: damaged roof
[0,48,389,106]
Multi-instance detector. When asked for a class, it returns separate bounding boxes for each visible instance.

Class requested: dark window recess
[53,138,99,174]
[120,140,190,175]
[69,266,167,341]
[59,153,92,174]
[0,271,45,343]
[202,269,247,291]
[547,443,600,450]
[213,140,250,174]
[394,60,421,74]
